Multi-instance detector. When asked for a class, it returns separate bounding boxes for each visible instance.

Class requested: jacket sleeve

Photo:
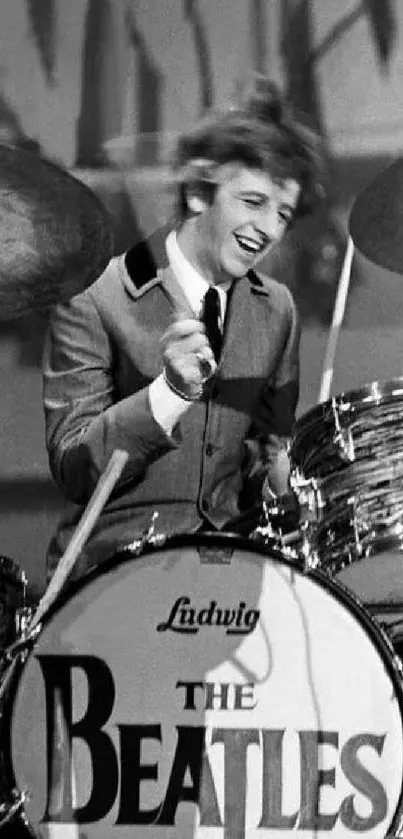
[241,285,300,502]
[43,289,178,504]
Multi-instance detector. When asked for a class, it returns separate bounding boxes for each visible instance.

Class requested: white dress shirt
[149,230,229,435]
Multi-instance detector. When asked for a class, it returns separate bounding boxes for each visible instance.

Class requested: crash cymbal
[349,157,403,274]
[0,143,114,321]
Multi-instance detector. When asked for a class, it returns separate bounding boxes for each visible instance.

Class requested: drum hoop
[293,376,403,441]
[30,531,403,683]
[3,530,403,836]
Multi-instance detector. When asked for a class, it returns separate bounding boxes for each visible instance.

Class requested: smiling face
[179,164,301,285]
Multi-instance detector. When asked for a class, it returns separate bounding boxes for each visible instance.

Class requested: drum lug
[1,621,42,667]
[121,510,166,556]
[347,496,373,559]
[299,522,320,571]
[255,498,283,543]
[15,605,35,639]
[330,398,355,462]
[0,788,30,827]
[290,470,324,523]
[333,427,355,463]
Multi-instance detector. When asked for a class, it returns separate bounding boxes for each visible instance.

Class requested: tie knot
[202,287,222,363]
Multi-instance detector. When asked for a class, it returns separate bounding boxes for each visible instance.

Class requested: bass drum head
[7,534,403,838]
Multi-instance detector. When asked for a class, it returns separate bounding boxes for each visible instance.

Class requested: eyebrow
[236,189,269,199]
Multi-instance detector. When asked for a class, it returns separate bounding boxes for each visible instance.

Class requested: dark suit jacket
[43,228,300,580]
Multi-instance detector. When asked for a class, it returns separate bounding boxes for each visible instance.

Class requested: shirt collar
[165,230,230,323]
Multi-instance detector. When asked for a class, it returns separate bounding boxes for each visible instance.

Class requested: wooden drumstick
[28,448,129,631]
[318,235,355,404]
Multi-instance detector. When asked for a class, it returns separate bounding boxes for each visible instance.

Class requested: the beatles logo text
[37,655,389,835]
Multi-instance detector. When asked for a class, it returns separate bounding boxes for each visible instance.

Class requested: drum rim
[293,375,403,442]
[4,530,403,836]
[27,530,403,685]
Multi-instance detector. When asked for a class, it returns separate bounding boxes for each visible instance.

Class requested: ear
[186,188,209,215]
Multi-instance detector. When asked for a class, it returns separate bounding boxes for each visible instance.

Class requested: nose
[254,205,283,243]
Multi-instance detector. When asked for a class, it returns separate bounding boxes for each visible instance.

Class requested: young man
[43,76,323,581]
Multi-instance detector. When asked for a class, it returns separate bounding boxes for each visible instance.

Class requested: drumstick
[28,448,129,631]
[318,235,354,403]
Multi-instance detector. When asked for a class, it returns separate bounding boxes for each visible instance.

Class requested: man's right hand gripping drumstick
[161,317,217,401]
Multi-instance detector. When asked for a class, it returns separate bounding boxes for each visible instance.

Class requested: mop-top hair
[172,74,325,222]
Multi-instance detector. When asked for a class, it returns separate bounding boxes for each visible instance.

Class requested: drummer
[42,74,324,582]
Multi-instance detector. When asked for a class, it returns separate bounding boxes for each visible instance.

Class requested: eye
[243,197,263,208]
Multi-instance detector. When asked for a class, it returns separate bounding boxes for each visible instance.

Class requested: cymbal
[0,144,114,321]
[349,157,403,274]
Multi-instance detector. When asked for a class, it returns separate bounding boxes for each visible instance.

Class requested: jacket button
[205,443,214,456]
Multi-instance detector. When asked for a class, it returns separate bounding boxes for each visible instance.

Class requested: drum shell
[291,379,403,616]
[291,378,403,480]
[1,533,403,838]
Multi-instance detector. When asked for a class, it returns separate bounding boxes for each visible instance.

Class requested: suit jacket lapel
[220,275,273,373]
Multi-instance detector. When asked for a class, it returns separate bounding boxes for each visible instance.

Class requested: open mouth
[234,233,267,258]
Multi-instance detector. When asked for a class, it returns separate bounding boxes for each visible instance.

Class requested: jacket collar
[247,268,272,296]
[122,225,272,305]
[123,224,170,297]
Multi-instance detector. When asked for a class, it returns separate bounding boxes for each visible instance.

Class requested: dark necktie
[202,286,222,363]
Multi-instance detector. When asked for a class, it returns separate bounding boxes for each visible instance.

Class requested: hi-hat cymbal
[0,143,114,321]
[349,157,403,274]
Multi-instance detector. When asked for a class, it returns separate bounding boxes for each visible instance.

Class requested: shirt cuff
[149,374,190,436]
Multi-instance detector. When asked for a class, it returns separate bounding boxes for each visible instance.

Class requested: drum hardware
[251,493,319,571]
[298,520,320,571]
[290,469,325,523]
[251,496,282,541]
[349,495,370,559]
[14,605,35,640]
[330,398,355,463]
[0,789,30,829]
[1,622,42,667]
[251,472,323,570]
[249,493,304,566]
[119,509,166,557]
[0,623,42,720]
[333,496,367,561]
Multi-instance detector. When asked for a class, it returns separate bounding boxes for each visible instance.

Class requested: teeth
[236,235,262,252]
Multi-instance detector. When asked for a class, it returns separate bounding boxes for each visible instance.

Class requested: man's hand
[161,318,216,401]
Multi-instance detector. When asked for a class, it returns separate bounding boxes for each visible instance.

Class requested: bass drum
[1,533,403,838]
